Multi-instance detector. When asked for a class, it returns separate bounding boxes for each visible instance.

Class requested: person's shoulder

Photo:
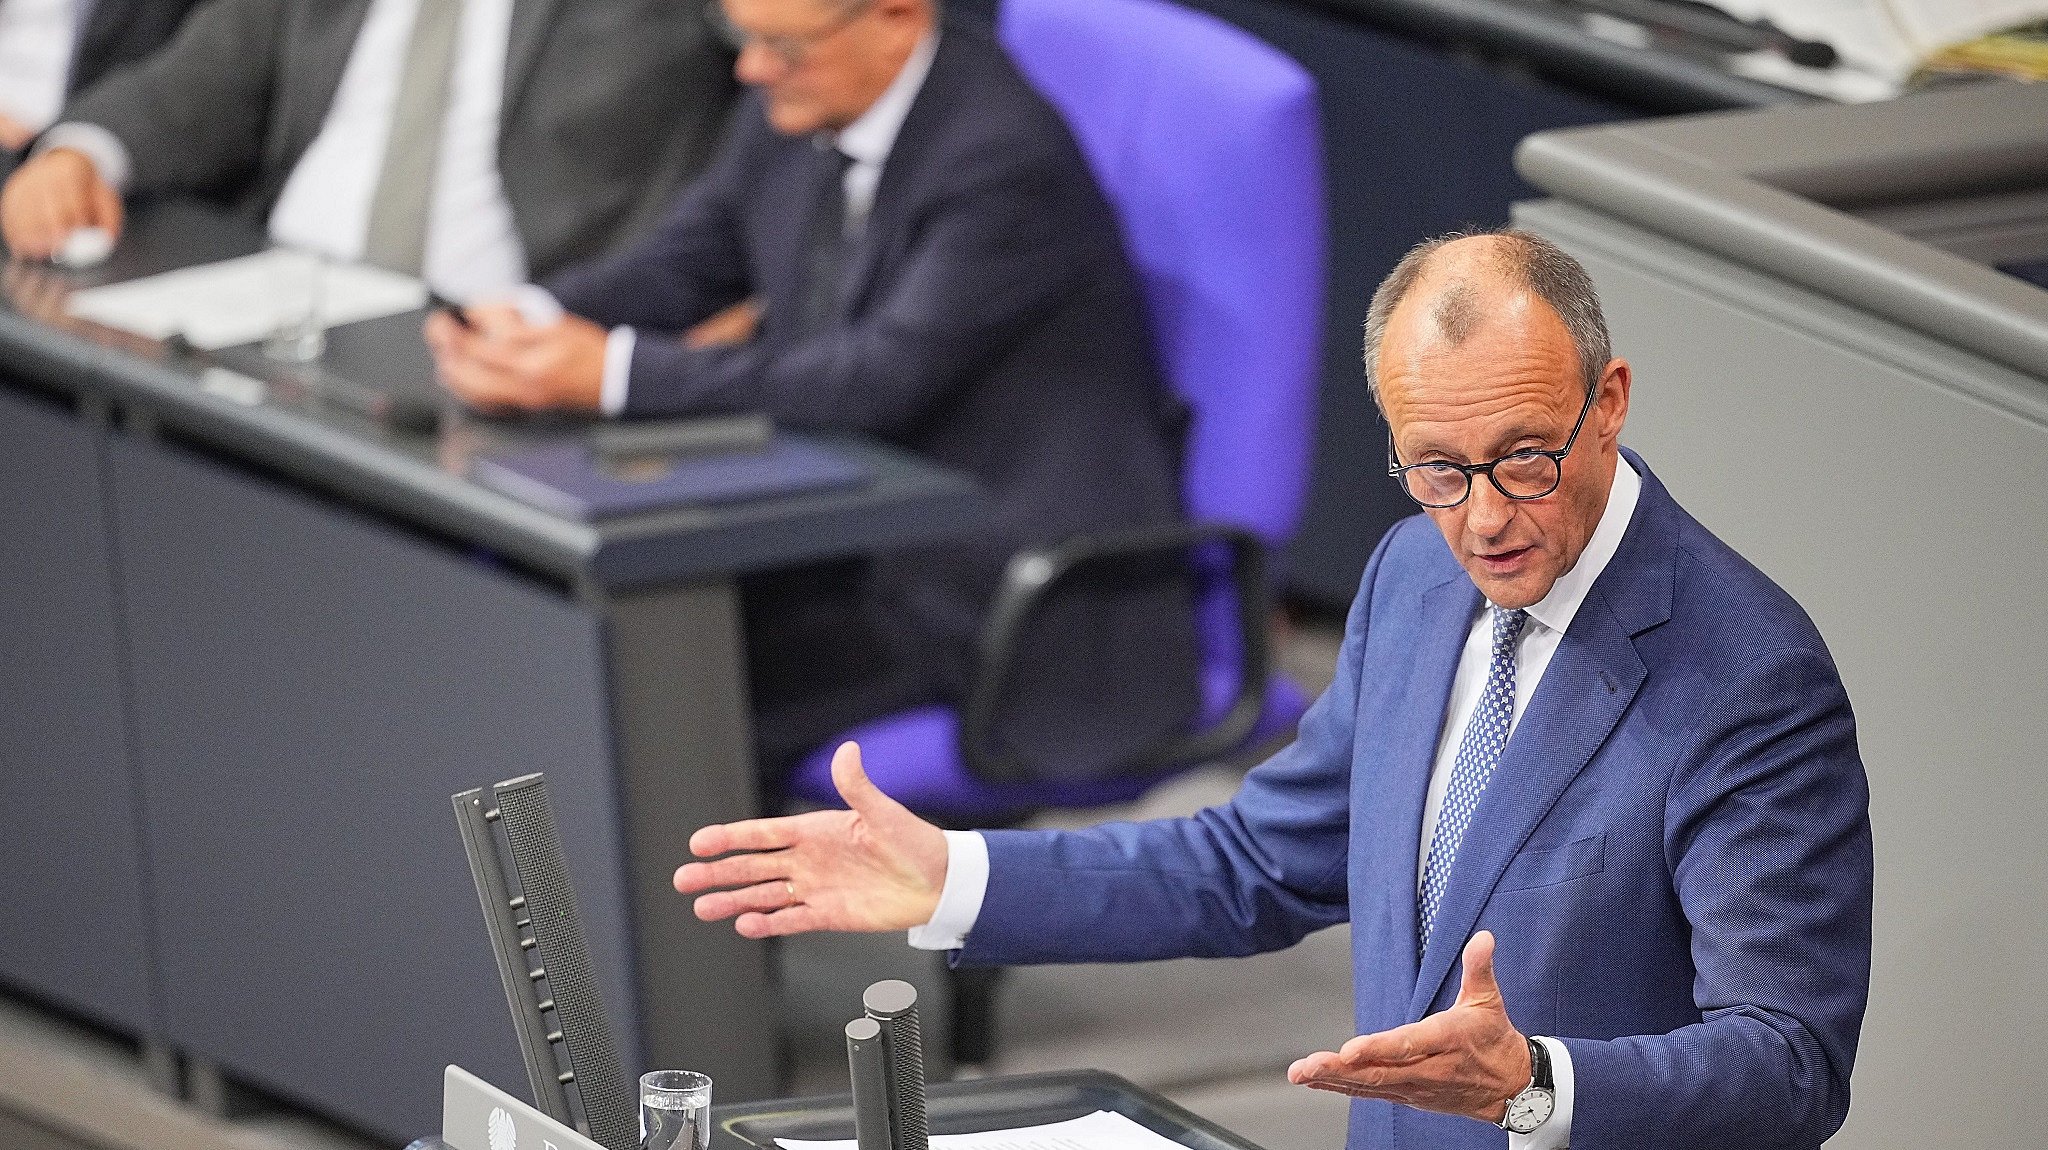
[1380,512,1457,566]
[714,90,807,169]
[932,23,1058,120]
[919,24,1086,174]
[1355,513,1466,604]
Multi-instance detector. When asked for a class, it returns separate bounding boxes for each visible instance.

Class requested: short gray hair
[1361,227,1611,409]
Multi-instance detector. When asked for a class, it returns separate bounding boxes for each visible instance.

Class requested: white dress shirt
[43,0,527,301]
[0,0,78,135]
[269,0,525,300]
[916,455,1644,1149]
[596,30,940,416]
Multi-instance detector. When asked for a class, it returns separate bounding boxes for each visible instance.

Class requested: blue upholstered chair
[787,0,1325,823]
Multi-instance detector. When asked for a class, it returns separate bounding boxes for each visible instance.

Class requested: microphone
[845,980,931,1150]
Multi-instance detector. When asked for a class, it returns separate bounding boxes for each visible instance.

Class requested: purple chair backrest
[999,0,1325,548]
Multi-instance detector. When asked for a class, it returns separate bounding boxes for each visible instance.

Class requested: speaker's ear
[454,774,636,1150]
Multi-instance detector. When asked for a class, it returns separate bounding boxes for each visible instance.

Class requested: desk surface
[1305,0,1814,113]
[0,202,987,591]
[713,1071,1268,1150]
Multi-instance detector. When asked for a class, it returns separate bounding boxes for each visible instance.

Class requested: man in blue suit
[674,229,1874,1149]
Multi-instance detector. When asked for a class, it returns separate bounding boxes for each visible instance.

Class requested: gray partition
[109,430,635,1140]
[1516,83,2048,1149]
[0,387,159,1037]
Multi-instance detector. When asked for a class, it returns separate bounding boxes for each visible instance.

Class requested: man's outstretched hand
[1288,931,1531,1124]
[674,742,948,939]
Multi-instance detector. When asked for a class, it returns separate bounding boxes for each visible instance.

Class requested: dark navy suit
[549,24,1196,775]
[962,453,1873,1149]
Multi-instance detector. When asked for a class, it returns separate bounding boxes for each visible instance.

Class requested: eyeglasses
[704,0,874,68]
[1386,382,1599,509]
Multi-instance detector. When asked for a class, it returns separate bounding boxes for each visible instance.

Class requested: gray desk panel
[109,430,636,1141]
[1516,83,2048,387]
[0,387,158,1035]
[1522,197,2048,1150]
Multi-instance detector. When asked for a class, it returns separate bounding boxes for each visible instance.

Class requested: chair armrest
[959,521,1271,784]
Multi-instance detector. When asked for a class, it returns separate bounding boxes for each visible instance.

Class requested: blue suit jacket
[962,452,1873,1149]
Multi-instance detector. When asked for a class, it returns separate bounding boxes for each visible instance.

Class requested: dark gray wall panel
[0,386,158,1035]
[109,433,634,1142]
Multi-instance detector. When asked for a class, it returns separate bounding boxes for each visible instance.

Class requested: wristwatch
[1499,1036,1556,1135]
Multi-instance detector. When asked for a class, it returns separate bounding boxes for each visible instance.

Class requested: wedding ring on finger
[784,880,797,905]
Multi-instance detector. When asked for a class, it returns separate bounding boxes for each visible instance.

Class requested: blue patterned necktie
[1418,605,1529,953]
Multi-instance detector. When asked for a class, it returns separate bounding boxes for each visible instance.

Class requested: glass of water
[263,245,328,362]
[640,1070,712,1150]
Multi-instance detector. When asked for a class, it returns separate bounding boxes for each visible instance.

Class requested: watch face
[1505,1088,1555,1134]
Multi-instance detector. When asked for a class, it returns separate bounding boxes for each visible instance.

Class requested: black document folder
[472,435,870,521]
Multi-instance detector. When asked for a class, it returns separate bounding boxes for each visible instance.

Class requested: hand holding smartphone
[426,290,474,330]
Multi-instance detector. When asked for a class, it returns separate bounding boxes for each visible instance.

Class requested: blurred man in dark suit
[0,0,736,298]
[0,0,208,158]
[424,0,1198,782]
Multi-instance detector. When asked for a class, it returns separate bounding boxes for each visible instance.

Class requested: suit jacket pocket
[1497,833,1605,893]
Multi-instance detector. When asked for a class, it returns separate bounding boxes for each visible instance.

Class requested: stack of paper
[774,1111,1197,1150]
[1699,0,2048,80]
[63,250,429,350]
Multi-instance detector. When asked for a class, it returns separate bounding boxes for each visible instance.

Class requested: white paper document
[1700,0,2048,79]
[774,1111,1192,1150]
[63,250,429,350]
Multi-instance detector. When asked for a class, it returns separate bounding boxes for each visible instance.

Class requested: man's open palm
[674,742,948,939]
[1287,931,1531,1123]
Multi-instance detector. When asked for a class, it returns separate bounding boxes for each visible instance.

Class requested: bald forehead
[1376,271,1580,420]
[1399,237,1528,341]
[1386,276,1556,364]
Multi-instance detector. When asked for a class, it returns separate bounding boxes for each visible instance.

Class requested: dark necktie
[795,142,857,338]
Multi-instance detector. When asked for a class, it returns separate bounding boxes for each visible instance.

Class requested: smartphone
[426,290,474,330]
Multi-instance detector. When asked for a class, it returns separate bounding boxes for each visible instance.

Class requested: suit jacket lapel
[1351,572,1480,998]
[1409,592,1647,1015]
[501,0,562,123]
[1409,452,1676,1015]
[275,0,375,170]
[840,29,962,316]
[71,0,117,73]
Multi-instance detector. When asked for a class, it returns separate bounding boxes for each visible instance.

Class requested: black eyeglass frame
[1385,380,1600,509]
[704,0,876,68]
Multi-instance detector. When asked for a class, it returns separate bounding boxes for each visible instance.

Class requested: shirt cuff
[509,283,564,326]
[600,325,635,416]
[906,830,988,951]
[1510,1036,1574,1150]
[34,122,131,190]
